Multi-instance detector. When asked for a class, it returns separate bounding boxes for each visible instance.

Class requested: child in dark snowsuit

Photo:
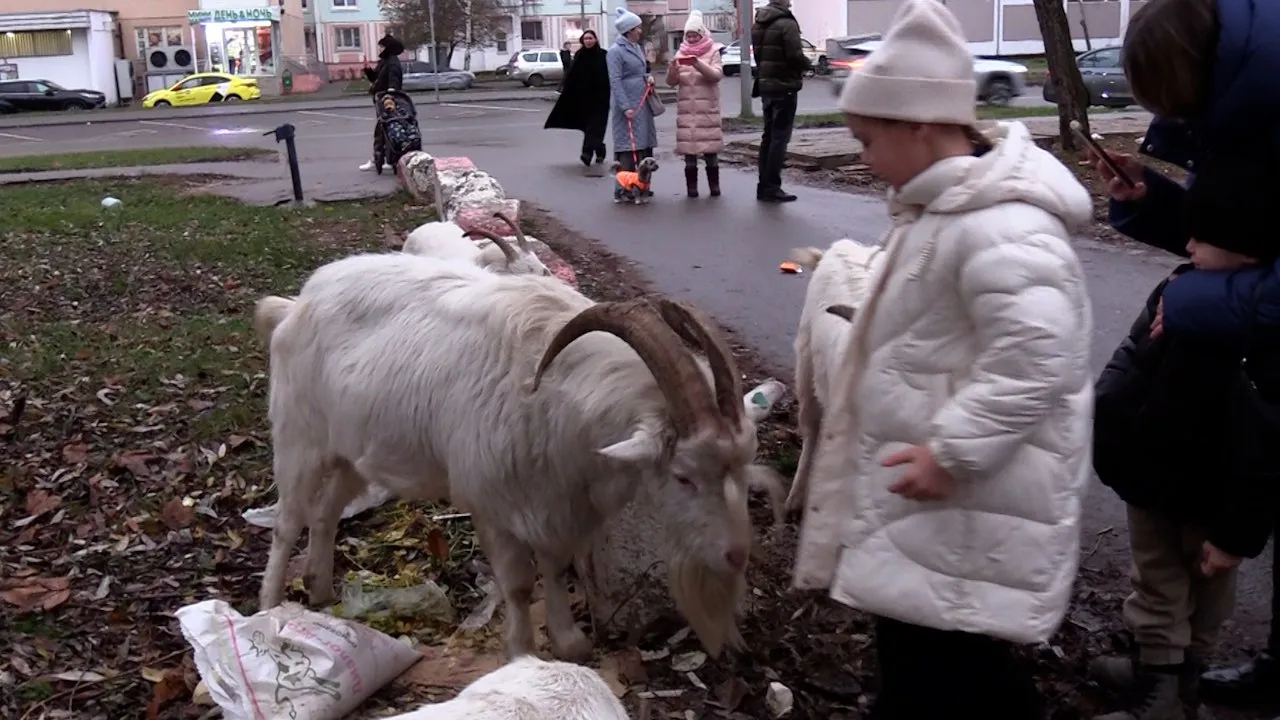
[1090,155,1280,720]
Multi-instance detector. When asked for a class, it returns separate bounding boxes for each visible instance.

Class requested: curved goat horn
[532,299,717,436]
[492,211,530,250]
[825,304,855,321]
[653,299,743,425]
[465,228,519,264]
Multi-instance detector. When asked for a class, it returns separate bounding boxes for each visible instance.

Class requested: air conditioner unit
[146,46,196,73]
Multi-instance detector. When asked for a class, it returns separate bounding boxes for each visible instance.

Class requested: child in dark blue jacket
[1089,155,1280,720]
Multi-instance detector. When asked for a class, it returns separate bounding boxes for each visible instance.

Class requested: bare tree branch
[381,0,513,55]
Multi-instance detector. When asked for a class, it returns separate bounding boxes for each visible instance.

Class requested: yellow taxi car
[141,73,261,108]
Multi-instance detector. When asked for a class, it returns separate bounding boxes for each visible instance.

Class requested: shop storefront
[187,6,280,76]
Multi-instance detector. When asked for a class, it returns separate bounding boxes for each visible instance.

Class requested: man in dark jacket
[751,0,810,202]
[360,33,405,172]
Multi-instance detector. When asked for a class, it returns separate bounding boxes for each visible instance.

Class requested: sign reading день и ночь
[186,7,280,23]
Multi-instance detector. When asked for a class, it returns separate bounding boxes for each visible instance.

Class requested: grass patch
[0,177,459,719]
[0,146,277,174]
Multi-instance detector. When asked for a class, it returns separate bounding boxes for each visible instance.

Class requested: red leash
[626,82,654,167]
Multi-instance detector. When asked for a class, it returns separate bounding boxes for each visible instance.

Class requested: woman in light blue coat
[607,7,657,200]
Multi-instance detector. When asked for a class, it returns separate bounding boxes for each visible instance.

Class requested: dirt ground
[1,174,1271,720]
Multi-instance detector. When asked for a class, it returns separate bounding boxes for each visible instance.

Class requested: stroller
[373,89,422,173]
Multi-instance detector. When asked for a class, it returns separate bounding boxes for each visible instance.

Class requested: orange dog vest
[616,170,651,192]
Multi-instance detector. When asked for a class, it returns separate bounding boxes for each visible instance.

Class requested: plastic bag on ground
[177,599,420,720]
[242,483,395,529]
[338,578,456,624]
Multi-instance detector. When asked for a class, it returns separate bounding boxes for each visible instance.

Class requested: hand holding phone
[1069,120,1147,202]
[678,55,697,66]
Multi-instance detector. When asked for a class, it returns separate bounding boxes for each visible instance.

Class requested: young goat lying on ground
[254,253,785,662]
[382,655,629,720]
[785,239,883,516]
[402,211,551,276]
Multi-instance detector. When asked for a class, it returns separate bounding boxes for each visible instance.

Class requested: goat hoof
[551,628,594,662]
[303,574,336,606]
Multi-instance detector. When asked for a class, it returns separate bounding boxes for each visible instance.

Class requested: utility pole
[428,0,440,102]
[737,0,753,119]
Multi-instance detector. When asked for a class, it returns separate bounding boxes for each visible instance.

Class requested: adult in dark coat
[544,30,610,168]
[557,41,573,92]
[359,33,405,172]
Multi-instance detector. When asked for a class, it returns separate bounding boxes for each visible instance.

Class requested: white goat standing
[254,253,786,663]
[402,211,551,276]
[380,655,629,720]
[785,239,883,516]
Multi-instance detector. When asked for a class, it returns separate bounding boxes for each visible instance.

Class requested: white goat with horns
[401,211,551,276]
[254,252,787,662]
[785,239,883,516]
[381,655,629,720]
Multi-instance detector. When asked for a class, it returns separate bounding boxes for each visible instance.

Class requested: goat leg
[478,521,538,659]
[303,461,367,606]
[537,550,593,661]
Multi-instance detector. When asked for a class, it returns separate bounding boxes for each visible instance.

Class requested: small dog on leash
[612,156,660,205]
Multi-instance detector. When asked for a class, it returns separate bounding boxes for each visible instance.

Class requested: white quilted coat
[792,122,1095,645]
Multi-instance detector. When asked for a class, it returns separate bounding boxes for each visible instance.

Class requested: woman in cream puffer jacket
[666,10,724,198]
[793,121,1096,647]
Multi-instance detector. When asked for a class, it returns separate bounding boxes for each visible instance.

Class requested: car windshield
[42,80,65,90]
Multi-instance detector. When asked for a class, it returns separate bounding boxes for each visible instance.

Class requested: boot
[1093,665,1191,720]
[1201,650,1278,704]
[1091,655,1204,708]
[706,166,721,197]
[685,167,699,198]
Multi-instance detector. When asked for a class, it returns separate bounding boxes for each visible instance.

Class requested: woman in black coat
[359,33,405,172]
[544,30,610,168]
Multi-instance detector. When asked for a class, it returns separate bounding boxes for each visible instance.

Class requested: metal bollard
[263,123,304,203]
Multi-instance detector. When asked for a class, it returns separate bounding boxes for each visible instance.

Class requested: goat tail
[254,296,297,345]
[790,246,825,273]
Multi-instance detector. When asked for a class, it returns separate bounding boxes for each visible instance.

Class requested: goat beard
[665,550,745,658]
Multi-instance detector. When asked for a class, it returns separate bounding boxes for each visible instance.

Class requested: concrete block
[397,151,436,201]
[451,198,520,233]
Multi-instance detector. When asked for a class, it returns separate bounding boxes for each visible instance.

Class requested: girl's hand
[883,445,956,501]
[1200,541,1242,576]
[624,108,636,120]
[1150,296,1165,339]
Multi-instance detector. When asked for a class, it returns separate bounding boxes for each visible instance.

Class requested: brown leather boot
[684,167,699,198]
[706,166,721,197]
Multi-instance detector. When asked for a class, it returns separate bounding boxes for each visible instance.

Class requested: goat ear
[598,427,663,464]
[741,380,786,424]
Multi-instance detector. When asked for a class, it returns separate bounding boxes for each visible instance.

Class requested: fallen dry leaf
[114,451,154,478]
[1,576,72,613]
[596,657,628,699]
[24,489,61,517]
[61,442,91,465]
[714,676,750,712]
[160,497,194,531]
[610,647,648,685]
[145,668,188,720]
[426,527,450,562]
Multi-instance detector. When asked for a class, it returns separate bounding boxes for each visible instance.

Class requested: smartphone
[1070,121,1137,188]
[678,55,697,65]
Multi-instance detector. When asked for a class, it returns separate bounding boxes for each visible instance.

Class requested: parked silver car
[505,49,565,88]
[1042,46,1133,108]
[402,61,475,92]
[825,37,1027,106]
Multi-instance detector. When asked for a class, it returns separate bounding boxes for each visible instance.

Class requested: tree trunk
[1032,0,1090,150]
[463,0,473,71]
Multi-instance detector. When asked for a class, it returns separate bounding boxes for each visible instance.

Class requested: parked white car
[719,38,824,77]
[505,49,565,88]
[825,38,1028,106]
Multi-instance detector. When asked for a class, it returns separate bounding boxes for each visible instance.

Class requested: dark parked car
[0,79,106,113]
[1042,46,1133,108]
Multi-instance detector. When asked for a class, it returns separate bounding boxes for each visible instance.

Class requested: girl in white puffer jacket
[790,0,1095,717]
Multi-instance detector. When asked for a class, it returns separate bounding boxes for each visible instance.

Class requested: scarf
[679,34,714,57]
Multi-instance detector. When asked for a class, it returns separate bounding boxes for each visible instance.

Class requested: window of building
[520,21,544,43]
[333,0,358,8]
[135,26,185,58]
[496,32,507,52]
[334,26,362,50]
[0,30,74,58]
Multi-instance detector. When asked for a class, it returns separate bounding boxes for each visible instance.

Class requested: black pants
[869,617,1044,720]
[757,92,798,192]
[683,153,719,169]
[370,96,384,163]
[582,114,607,162]
[1270,532,1279,653]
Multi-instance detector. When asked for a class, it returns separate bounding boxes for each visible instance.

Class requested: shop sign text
[187,8,280,24]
